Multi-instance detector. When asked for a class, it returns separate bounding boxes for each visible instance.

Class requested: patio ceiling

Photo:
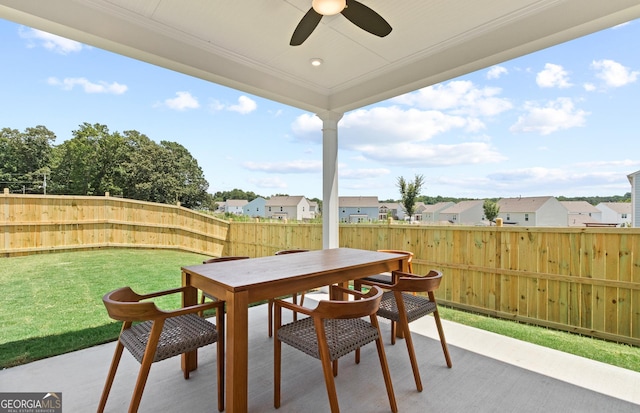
[1,0,640,114]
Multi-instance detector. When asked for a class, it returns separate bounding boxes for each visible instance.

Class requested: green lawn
[1,249,639,372]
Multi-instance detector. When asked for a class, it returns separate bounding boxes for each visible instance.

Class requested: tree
[483,199,500,225]
[47,123,210,208]
[397,174,424,220]
[0,126,56,193]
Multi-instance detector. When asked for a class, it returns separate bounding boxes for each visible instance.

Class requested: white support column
[317,111,343,249]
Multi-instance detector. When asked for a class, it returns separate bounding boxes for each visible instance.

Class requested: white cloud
[583,83,596,92]
[510,97,588,135]
[242,160,321,173]
[164,91,200,111]
[229,95,257,114]
[210,95,257,114]
[248,177,288,189]
[392,80,512,117]
[536,63,572,88]
[47,77,127,94]
[591,59,639,87]
[487,65,508,79]
[340,168,390,179]
[19,27,84,54]
[483,166,631,195]
[356,142,506,167]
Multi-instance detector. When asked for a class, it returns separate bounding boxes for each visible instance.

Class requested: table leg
[181,271,198,374]
[225,290,249,413]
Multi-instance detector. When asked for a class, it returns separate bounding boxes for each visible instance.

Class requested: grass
[1,248,639,372]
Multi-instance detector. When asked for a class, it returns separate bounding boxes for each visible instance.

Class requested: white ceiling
[2,0,640,113]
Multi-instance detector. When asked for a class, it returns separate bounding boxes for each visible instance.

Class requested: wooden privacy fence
[2,192,639,346]
[1,191,229,257]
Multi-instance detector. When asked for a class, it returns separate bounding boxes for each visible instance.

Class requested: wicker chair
[268,249,310,337]
[353,249,414,286]
[97,286,225,413]
[356,270,452,392]
[353,250,414,339]
[274,285,397,413]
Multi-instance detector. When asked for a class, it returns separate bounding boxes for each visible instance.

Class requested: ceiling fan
[290,0,392,46]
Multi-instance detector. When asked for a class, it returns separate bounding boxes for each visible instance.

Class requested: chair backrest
[203,256,250,264]
[377,249,414,272]
[102,286,164,322]
[313,286,383,320]
[274,249,309,255]
[390,270,442,293]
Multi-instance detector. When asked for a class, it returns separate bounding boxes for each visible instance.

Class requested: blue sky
[1,17,639,201]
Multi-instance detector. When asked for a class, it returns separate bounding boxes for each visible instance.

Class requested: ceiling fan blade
[341,0,392,38]
[290,8,323,46]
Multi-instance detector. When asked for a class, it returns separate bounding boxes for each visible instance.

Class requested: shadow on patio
[1,293,639,412]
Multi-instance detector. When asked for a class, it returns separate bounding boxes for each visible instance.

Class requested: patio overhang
[1,0,639,246]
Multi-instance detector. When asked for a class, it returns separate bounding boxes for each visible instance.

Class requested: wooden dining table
[180,247,409,413]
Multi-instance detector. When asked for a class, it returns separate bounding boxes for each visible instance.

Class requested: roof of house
[441,200,484,214]
[597,202,632,213]
[339,196,379,208]
[560,201,600,214]
[418,202,455,213]
[265,196,306,207]
[226,199,249,207]
[498,196,555,213]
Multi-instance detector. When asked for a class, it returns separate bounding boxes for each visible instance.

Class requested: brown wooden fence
[2,191,639,346]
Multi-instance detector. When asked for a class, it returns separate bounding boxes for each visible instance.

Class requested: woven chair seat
[120,314,218,363]
[361,273,393,285]
[278,317,379,361]
[377,291,437,323]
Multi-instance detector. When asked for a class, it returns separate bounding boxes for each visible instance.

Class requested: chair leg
[314,318,340,413]
[199,293,206,317]
[268,299,274,337]
[433,308,453,368]
[129,322,163,413]
[318,348,340,412]
[291,293,298,321]
[400,318,423,392]
[372,317,398,413]
[97,340,125,413]
[390,321,397,345]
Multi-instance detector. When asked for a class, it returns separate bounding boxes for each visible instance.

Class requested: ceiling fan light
[312,0,346,16]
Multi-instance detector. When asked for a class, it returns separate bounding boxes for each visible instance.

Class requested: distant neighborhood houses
[214,193,636,227]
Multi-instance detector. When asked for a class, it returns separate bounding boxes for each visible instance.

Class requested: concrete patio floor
[1,293,639,412]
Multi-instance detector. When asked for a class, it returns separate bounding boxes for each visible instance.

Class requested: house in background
[560,201,602,227]
[265,196,312,221]
[497,196,566,226]
[596,202,632,227]
[214,201,226,213]
[628,170,640,227]
[339,196,379,223]
[242,197,266,218]
[416,202,455,222]
[379,202,404,221]
[225,199,248,215]
[308,200,319,219]
[440,200,484,225]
